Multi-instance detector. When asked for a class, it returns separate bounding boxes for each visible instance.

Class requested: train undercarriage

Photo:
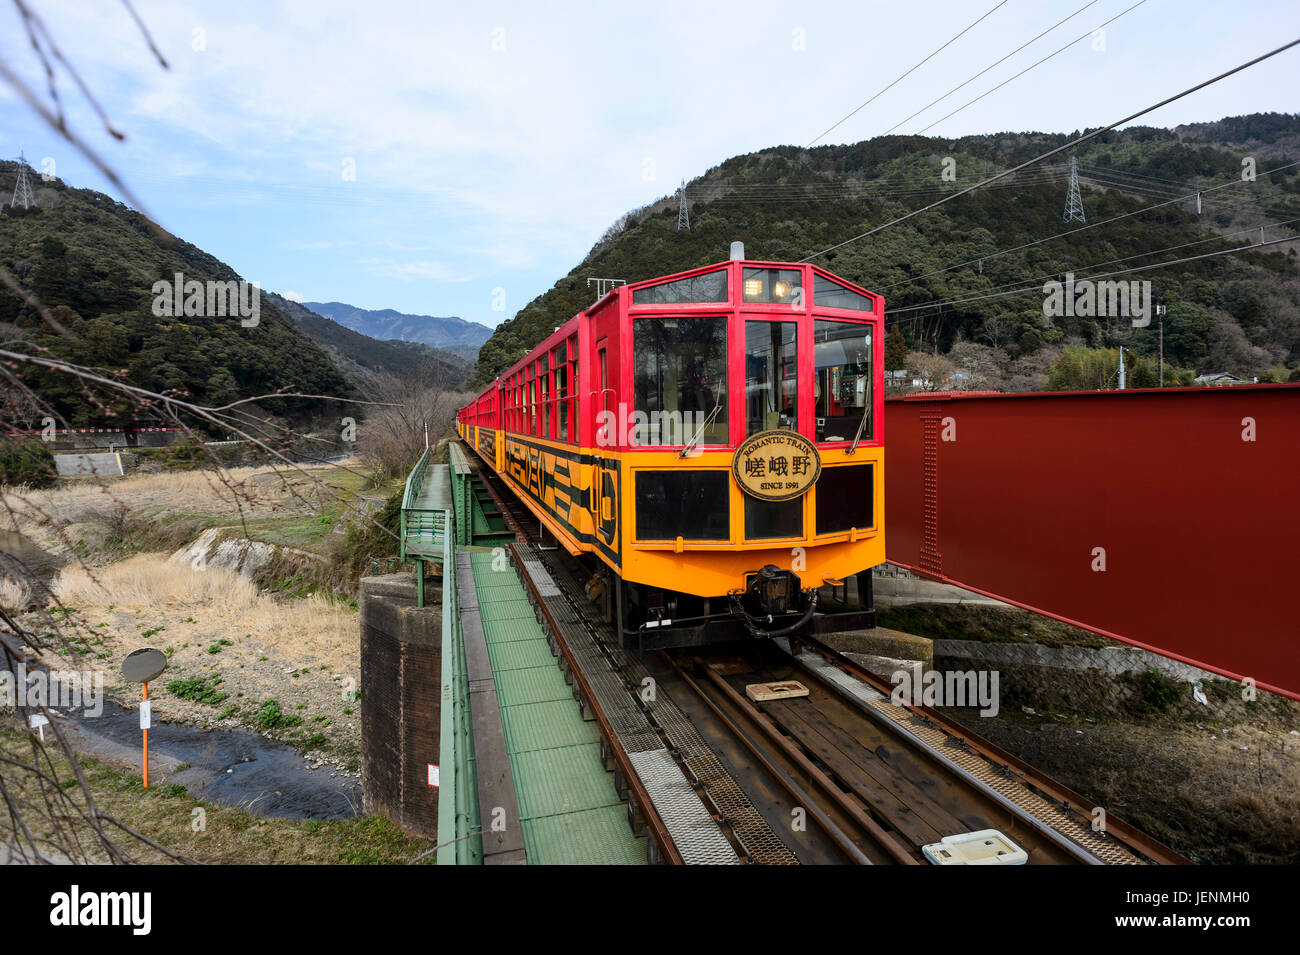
[580,555,876,652]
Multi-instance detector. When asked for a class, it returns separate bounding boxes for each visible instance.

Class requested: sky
[1,0,1298,329]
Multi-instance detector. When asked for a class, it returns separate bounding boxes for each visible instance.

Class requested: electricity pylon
[677,179,689,231]
[1063,156,1085,223]
[10,151,35,210]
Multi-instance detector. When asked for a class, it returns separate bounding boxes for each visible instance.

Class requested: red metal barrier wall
[884,384,1300,701]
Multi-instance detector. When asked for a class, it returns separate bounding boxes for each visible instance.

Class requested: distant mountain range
[303,301,492,359]
[0,165,352,427]
[269,294,469,388]
[0,162,479,428]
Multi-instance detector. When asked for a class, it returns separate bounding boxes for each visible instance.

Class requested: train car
[458,244,883,649]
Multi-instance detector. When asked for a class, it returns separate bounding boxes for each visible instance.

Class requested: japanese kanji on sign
[732,429,822,502]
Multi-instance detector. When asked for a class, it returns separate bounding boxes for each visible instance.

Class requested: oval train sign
[732,429,822,502]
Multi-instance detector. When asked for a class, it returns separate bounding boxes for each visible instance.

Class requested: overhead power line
[912,0,1150,135]
[800,37,1300,262]
[805,0,1010,148]
[874,159,1300,292]
[880,0,1100,136]
[885,229,1300,322]
[889,216,1300,316]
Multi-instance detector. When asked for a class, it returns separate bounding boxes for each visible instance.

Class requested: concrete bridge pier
[359,572,441,837]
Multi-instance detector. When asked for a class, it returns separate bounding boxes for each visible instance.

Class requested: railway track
[464,443,1187,866]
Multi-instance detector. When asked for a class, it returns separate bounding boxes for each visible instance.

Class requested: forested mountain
[270,294,469,389]
[470,113,1300,391]
[0,165,352,427]
[303,301,492,355]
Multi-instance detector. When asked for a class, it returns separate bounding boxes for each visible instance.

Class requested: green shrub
[1132,668,1183,716]
[335,487,403,580]
[166,675,229,705]
[0,438,57,488]
[258,698,302,729]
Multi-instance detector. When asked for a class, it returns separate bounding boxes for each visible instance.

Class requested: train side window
[597,343,608,442]
[567,335,578,443]
[632,317,728,446]
[539,370,549,437]
[522,374,533,436]
[814,319,873,444]
[552,345,567,442]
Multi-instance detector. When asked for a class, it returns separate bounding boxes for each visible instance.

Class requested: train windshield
[745,320,798,436]
[633,317,729,446]
[814,319,873,443]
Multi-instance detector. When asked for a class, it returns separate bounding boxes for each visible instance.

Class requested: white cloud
[3,0,1297,322]
[359,258,474,283]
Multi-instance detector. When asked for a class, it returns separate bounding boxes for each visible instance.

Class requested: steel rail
[668,654,919,865]
[788,633,1190,865]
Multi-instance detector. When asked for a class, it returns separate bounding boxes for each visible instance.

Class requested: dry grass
[7,466,269,524]
[2,461,364,542]
[0,574,31,611]
[56,552,264,610]
[44,554,361,760]
[0,462,387,582]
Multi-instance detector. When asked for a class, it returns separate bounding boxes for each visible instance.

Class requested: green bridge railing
[436,540,481,864]
[399,447,445,607]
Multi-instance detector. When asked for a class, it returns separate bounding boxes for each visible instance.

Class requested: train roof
[473,257,880,397]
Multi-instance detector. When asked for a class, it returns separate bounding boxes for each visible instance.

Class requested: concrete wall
[935,638,1223,683]
[359,573,442,837]
[870,563,1008,608]
[53,452,135,477]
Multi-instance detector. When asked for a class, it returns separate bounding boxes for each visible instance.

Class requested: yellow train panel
[466,431,884,599]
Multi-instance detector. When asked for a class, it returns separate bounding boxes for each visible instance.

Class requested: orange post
[142,681,149,789]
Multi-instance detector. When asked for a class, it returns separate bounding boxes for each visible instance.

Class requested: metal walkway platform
[465,550,645,864]
[430,447,645,864]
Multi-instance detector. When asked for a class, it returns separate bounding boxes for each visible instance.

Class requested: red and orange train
[458,246,884,649]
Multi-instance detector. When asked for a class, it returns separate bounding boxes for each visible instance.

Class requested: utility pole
[1118,346,1126,390]
[1063,156,1085,223]
[9,151,35,210]
[1156,303,1167,387]
[677,179,690,231]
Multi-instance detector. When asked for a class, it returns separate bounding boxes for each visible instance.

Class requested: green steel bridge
[398,442,646,865]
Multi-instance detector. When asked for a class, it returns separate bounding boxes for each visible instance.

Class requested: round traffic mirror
[121,647,168,684]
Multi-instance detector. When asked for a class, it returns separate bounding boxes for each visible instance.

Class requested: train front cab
[595,258,886,649]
